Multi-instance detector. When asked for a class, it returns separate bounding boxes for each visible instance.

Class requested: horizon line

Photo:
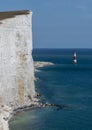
[33,48,92,49]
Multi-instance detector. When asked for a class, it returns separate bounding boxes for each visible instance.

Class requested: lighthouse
[73,51,77,64]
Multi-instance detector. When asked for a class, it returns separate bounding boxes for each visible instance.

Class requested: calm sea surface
[10,49,92,130]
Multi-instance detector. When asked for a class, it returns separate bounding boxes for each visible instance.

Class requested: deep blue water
[10,49,92,130]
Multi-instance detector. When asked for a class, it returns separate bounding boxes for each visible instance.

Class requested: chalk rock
[0,10,36,130]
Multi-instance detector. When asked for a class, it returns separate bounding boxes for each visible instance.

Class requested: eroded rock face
[0,10,36,108]
[0,10,36,130]
[0,105,12,130]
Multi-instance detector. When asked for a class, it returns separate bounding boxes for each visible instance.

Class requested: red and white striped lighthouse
[73,50,77,64]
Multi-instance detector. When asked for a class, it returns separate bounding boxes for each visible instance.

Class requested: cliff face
[0,10,36,109]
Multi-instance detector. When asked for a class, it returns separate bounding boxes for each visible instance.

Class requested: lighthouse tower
[73,51,77,64]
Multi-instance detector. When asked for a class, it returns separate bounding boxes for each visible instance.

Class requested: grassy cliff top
[0,10,31,20]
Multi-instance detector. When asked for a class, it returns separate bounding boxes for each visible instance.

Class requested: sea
[9,49,92,130]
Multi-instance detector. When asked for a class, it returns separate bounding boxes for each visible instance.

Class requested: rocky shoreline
[0,100,40,130]
[34,61,54,68]
[0,61,54,130]
[34,61,54,72]
[0,105,13,130]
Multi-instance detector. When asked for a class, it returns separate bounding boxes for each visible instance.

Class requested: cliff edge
[0,10,36,130]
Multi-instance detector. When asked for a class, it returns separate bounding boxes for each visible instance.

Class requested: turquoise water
[10,49,92,130]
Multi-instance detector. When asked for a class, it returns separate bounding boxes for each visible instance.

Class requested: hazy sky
[1,0,92,48]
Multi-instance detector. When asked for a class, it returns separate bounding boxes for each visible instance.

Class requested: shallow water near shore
[9,49,92,130]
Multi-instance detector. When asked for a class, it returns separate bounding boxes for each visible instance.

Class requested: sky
[1,0,92,48]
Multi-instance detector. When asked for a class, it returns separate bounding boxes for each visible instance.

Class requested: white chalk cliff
[0,10,36,130]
